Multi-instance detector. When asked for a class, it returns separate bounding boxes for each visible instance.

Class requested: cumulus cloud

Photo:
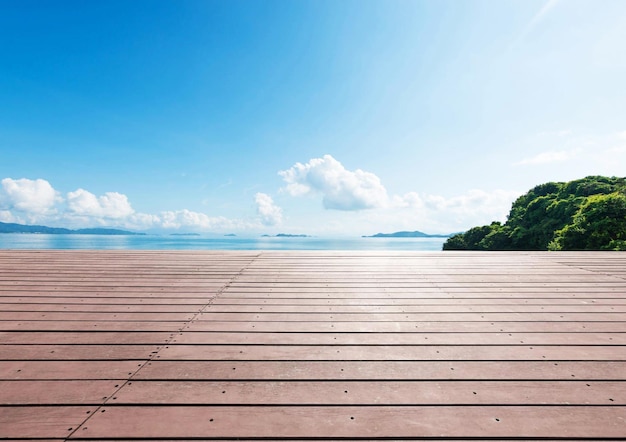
[66,189,134,219]
[0,170,522,236]
[0,176,267,232]
[384,189,521,233]
[279,155,388,211]
[395,189,519,217]
[255,193,282,226]
[0,210,17,223]
[429,189,518,216]
[158,209,251,231]
[277,155,522,232]
[0,178,61,215]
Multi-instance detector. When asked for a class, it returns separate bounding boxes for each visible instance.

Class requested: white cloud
[279,155,388,211]
[125,213,162,230]
[394,189,520,227]
[515,149,580,165]
[316,187,521,236]
[277,156,522,233]
[0,210,17,223]
[0,178,61,215]
[426,189,518,216]
[0,177,265,232]
[158,209,250,231]
[607,146,626,154]
[255,193,282,226]
[66,189,134,219]
[392,191,423,209]
[0,170,521,236]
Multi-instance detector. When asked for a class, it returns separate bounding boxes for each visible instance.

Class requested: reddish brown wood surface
[0,250,625,440]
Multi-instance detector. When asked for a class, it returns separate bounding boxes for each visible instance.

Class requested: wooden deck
[1,250,625,440]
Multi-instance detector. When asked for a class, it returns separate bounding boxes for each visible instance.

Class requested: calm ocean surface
[0,234,447,251]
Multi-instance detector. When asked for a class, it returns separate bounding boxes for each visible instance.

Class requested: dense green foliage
[443,176,626,251]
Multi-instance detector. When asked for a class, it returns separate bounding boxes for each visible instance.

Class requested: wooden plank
[224,283,626,290]
[1,250,625,441]
[226,278,622,285]
[135,360,626,380]
[156,344,626,361]
[0,296,209,304]
[0,303,206,312]
[75,405,626,438]
[111,380,626,405]
[219,288,626,296]
[0,380,121,404]
[0,282,227,289]
[4,310,624,322]
[198,304,626,313]
[0,331,177,344]
[0,312,196,321]
[0,344,160,360]
[0,321,186,331]
[0,406,95,439]
[0,361,143,380]
[194,312,626,321]
[1,439,64,442]
[167,331,626,345]
[186,320,626,332]
[62,438,624,442]
[210,297,626,305]
[3,331,625,345]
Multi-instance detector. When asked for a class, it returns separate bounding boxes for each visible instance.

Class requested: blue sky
[1,0,625,235]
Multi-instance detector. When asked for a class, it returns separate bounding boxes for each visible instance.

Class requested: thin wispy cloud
[511,0,561,47]
[527,0,561,31]
[515,149,580,166]
[218,179,233,189]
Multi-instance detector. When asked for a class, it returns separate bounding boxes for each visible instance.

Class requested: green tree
[442,233,466,250]
[479,224,511,250]
[443,176,626,251]
[550,193,626,250]
[443,223,503,250]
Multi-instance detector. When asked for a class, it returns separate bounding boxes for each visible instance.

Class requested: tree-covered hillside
[443,176,626,251]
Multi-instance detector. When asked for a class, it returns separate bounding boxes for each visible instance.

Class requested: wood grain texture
[0,250,625,440]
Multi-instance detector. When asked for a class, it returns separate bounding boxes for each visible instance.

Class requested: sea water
[0,234,447,251]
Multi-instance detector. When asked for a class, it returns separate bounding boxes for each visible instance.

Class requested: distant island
[444,175,626,251]
[0,221,143,236]
[170,233,201,236]
[224,233,237,237]
[261,233,312,238]
[364,230,451,238]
